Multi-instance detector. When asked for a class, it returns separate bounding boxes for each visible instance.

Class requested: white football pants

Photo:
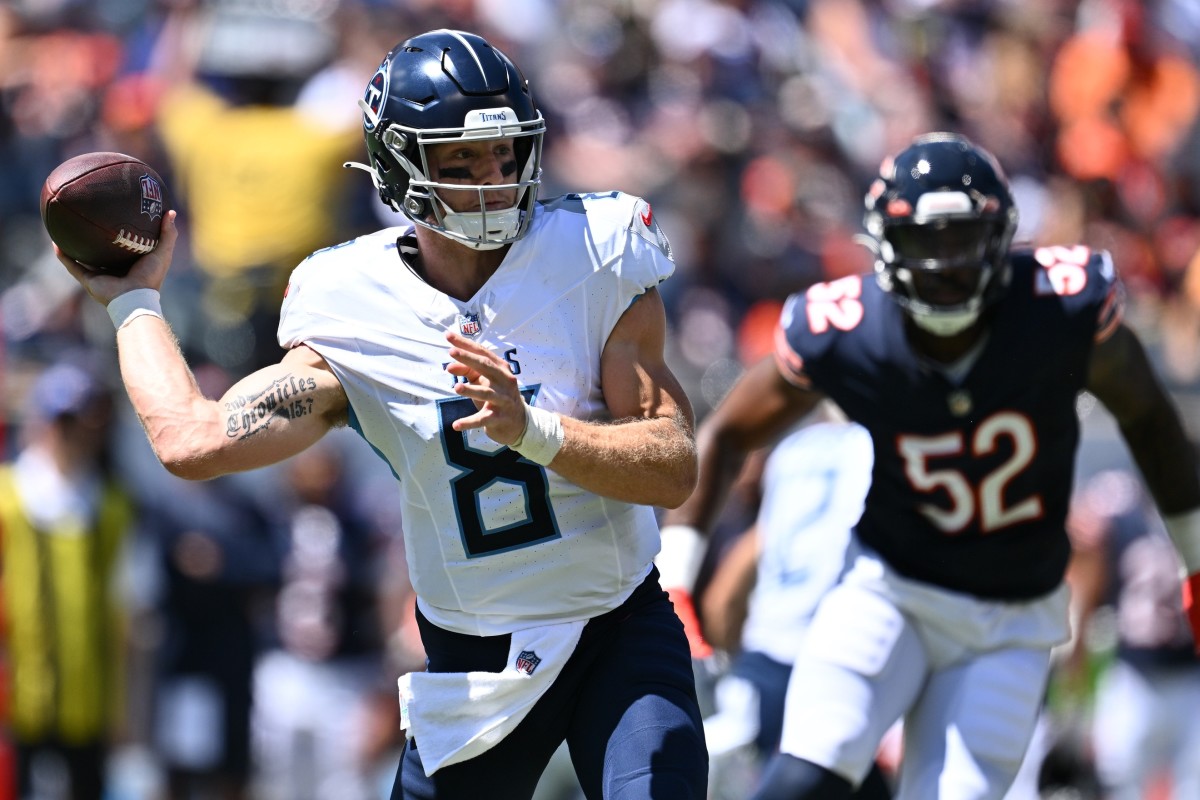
[778,547,1069,800]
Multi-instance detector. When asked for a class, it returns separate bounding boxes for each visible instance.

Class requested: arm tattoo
[224,374,318,440]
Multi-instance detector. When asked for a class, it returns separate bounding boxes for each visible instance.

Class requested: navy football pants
[390,569,708,799]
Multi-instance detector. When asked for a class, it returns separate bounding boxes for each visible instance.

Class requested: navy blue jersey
[776,246,1124,600]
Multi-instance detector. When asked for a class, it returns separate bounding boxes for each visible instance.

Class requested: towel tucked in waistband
[398,618,586,775]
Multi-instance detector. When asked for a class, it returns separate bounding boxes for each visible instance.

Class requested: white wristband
[655,524,706,590]
[106,288,163,330]
[1164,508,1200,574]
[511,404,564,466]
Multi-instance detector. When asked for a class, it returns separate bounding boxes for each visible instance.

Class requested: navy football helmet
[347,29,545,250]
[864,132,1019,336]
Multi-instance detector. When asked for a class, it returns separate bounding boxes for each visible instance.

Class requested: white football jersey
[741,420,872,663]
[279,191,675,636]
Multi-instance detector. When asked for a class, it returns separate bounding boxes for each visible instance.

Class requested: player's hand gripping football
[445,331,529,447]
[56,210,178,306]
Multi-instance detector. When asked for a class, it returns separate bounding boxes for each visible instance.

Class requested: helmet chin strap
[343,160,403,212]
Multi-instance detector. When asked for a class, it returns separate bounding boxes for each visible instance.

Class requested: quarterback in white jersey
[60,28,708,800]
[278,189,672,636]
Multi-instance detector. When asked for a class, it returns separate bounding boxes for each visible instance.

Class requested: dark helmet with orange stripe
[864,132,1019,336]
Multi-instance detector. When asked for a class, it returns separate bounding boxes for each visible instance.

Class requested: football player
[700,404,894,799]
[660,132,1200,799]
[59,29,707,800]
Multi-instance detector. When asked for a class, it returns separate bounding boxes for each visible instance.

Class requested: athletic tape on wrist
[107,288,163,330]
[511,404,564,466]
[1164,508,1200,575]
[655,524,706,590]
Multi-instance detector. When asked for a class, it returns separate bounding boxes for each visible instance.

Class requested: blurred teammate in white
[58,28,707,800]
[701,403,892,799]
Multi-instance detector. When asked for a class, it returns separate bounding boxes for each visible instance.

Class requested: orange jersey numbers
[1034,245,1090,297]
[806,275,865,334]
[898,411,1043,535]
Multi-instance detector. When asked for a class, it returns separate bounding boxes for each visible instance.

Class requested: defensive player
[59,29,707,800]
[661,132,1200,799]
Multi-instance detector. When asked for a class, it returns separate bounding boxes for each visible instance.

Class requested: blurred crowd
[2,0,1200,798]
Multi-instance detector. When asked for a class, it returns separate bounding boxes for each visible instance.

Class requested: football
[40,151,167,276]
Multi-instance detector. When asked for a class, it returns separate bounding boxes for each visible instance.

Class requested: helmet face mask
[865,133,1018,337]
[351,30,546,251]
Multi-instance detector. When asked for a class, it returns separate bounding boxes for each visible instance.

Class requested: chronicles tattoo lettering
[224,374,317,439]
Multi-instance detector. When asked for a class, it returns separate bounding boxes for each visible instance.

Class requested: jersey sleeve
[590,192,675,294]
[773,292,815,389]
[1027,246,1125,343]
[278,253,331,350]
[625,195,675,285]
[1093,251,1125,343]
[773,272,868,391]
[277,235,378,349]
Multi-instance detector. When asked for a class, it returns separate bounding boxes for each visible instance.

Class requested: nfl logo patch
[515,650,541,676]
[140,174,163,220]
[457,313,482,336]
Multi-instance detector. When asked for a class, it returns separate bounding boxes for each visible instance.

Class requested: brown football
[40,151,167,276]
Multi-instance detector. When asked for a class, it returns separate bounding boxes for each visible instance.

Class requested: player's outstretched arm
[1088,321,1200,648]
[122,338,348,480]
[1086,322,1200,515]
[699,525,760,651]
[57,211,348,481]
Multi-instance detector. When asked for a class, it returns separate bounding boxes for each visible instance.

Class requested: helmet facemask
[359,101,545,251]
[865,134,1020,338]
[347,30,546,251]
[879,213,1013,336]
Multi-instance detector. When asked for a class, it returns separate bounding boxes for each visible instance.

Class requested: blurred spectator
[251,435,405,800]
[141,464,282,800]
[1064,468,1200,800]
[0,358,133,800]
[1049,0,1200,187]
[149,0,366,374]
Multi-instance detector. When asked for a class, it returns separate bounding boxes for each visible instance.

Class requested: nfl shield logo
[140,174,163,220]
[515,650,541,676]
[457,313,482,336]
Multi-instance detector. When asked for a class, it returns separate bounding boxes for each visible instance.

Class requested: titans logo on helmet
[363,58,390,132]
